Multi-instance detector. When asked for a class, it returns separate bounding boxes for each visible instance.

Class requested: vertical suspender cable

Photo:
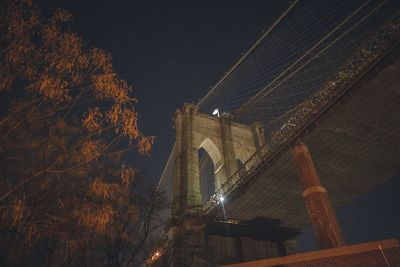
[197,0,299,108]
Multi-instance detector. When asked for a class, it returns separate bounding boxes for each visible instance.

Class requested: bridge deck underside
[220,58,400,230]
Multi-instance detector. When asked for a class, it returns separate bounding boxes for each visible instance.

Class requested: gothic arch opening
[198,138,222,203]
[199,138,222,166]
[198,148,215,203]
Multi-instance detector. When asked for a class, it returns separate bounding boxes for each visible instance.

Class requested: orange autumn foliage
[1,0,153,149]
[77,204,114,234]
[11,199,25,225]
[0,0,163,266]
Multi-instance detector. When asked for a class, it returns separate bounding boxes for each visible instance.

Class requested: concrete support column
[291,142,345,249]
[183,104,202,208]
[168,213,211,267]
[172,110,184,215]
[170,110,185,267]
[168,225,183,267]
[220,114,239,186]
[184,212,212,267]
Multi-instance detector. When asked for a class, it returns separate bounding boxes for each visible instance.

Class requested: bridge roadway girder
[218,54,400,230]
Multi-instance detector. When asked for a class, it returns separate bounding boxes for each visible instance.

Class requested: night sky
[37,0,290,181]
[35,0,400,251]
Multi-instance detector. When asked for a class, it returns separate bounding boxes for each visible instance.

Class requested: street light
[212,108,220,118]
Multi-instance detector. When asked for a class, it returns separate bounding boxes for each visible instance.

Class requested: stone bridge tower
[168,103,266,266]
[172,103,265,213]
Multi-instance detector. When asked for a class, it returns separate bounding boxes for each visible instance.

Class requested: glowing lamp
[212,108,220,117]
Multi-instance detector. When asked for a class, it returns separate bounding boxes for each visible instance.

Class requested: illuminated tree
[0,0,162,266]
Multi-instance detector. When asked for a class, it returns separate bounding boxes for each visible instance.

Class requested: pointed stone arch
[198,138,223,199]
[198,138,222,167]
[172,104,266,210]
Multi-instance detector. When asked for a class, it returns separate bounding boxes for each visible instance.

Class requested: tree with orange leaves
[0,0,164,266]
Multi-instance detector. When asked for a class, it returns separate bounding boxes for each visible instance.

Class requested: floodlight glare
[220,196,224,202]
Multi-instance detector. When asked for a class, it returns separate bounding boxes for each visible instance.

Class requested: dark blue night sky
[37,0,290,181]
[36,0,400,251]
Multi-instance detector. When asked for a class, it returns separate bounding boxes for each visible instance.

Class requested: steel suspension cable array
[235,0,378,115]
[197,0,399,120]
[148,0,400,262]
[203,9,400,214]
[197,0,299,107]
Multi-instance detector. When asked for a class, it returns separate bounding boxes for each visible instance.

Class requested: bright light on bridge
[220,196,224,202]
[212,108,220,117]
